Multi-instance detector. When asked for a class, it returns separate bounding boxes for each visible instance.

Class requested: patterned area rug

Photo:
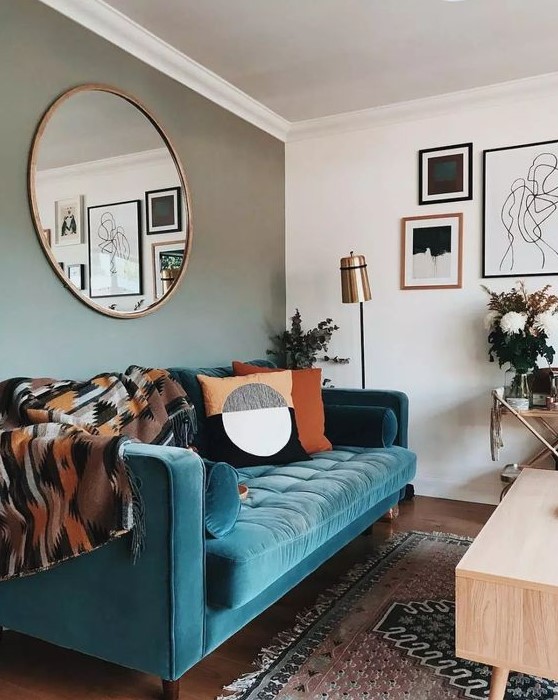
[218,531,558,700]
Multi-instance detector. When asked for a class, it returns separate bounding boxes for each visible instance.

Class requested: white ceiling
[100,0,558,122]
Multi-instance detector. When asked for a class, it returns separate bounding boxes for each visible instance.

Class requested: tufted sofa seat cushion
[205,446,416,609]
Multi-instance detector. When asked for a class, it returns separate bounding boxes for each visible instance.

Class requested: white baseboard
[412,477,499,506]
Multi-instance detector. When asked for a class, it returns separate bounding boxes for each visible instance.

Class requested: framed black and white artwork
[87,200,142,298]
[67,264,86,290]
[483,140,558,278]
[401,213,463,290]
[145,186,182,235]
[418,143,472,205]
[54,196,83,246]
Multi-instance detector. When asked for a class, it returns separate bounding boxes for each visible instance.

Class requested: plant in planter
[483,282,558,408]
[160,253,183,293]
[268,309,348,376]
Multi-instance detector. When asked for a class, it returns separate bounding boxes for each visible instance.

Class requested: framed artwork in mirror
[55,196,83,245]
[87,200,142,298]
[401,213,463,290]
[152,240,185,299]
[67,264,86,290]
[146,187,182,234]
[418,143,472,205]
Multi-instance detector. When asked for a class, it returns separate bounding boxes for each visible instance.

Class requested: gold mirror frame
[28,84,193,319]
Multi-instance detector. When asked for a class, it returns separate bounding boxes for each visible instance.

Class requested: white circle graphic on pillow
[222,383,291,456]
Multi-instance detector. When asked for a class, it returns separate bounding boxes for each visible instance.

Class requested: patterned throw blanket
[0,366,195,582]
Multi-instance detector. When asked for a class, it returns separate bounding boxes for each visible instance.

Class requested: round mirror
[29,84,192,318]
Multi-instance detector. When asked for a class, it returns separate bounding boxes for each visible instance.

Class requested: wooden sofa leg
[162,678,180,700]
[380,505,399,522]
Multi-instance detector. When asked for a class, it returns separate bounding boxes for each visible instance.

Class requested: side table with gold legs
[491,390,558,499]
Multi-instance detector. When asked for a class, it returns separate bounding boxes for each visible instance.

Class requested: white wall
[286,90,558,505]
[37,148,183,312]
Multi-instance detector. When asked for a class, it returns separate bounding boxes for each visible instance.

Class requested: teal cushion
[205,445,417,609]
[324,405,398,447]
[170,360,276,455]
[170,366,232,454]
[205,462,240,538]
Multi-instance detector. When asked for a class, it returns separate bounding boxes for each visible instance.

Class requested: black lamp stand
[359,301,365,389]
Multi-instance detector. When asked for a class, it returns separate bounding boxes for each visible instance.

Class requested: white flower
[534,311,558,336]
[484,310,500,331]
[500,311,527,335]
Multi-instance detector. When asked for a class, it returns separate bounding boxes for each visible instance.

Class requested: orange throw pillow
[232,361,332,454]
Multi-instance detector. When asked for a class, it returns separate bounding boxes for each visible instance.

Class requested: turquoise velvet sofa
[0,363,416,699]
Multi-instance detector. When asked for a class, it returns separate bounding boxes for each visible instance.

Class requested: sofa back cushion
[233,361,332,454]
[197,372,309,467]
[170,360,275,454]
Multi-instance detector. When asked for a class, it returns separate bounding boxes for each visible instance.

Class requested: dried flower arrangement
[483,282,558,374]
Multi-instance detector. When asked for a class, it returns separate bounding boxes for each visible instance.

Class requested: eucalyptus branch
[268,309,348,370]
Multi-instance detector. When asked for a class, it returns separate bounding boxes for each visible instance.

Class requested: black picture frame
[67,264,86,290]
[418,142,473,205]
[87,199,143,299]
[483,139,558,278]
[145,186,182,235]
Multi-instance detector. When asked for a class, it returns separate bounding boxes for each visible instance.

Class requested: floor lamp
[340,252,371,389]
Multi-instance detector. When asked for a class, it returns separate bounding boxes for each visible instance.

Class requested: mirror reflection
[32,87,190,317]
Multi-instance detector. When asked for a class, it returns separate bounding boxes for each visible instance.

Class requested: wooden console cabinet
[456,469,558,699]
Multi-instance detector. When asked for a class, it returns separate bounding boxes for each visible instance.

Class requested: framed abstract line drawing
[87,200,142,298]
[54,196,83,245]
[401,213,463,290]
[145,186,182,235]
[483,139,558,278]
[418,143,472,205]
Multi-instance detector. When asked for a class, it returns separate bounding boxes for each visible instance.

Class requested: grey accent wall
[0,0,285,378]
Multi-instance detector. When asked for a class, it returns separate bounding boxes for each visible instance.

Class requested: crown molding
[35,0,558,145]
[37,0,290,141]
[287,72,558,142]
[36,147,170,182]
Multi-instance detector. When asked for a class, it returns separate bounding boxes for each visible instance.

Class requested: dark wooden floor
[0,496,495,700]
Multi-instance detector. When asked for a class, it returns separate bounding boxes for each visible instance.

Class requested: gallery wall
[286,89,558,504]
[37,149,182,308]
[0,0,285,378]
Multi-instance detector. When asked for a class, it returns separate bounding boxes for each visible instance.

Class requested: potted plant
[268,309,348,372]
[483,282,558,409]
[160,253,183,293]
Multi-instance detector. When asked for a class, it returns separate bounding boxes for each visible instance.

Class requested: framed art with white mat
[418,143,472,205]
[151,239,186,300]
[483,139,558,278]
[54,196,83,246]
[145,187,182,235]
[401,213,463,290]
[87,199,142,298]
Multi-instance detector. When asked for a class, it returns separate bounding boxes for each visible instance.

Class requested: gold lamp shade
[340,252,371,303]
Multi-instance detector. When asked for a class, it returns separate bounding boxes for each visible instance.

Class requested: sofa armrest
[0,443,206,682]
[322,388,409,448]
[123,443,206,679]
